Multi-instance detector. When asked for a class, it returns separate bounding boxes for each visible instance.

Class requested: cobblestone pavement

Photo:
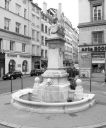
[0,80,106,128]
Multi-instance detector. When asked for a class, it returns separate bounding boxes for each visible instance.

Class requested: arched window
[22,60,28,72]
[9,60,15,73]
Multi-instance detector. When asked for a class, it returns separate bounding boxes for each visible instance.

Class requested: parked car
[30,69,45,76]
[2,71,23,80]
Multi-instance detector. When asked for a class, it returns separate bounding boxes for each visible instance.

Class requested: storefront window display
[9,60,16,73]
[22,60,28,73]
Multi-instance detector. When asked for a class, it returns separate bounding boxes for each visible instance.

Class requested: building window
[36,8,39,14]
[15,22,20,33]
[16,3,21,15]
[23,0,27,4]
[45,26,47,33]
[45,50,47,58]
[41,36,44,45]
[22,43,26,52]
[10,40,15,51]
[45,37,48,46]
[36,31,39,42]
[0,39,2,49]
[92,31,103,44]
[41,49,44,58]
[93,5,102,21]
[90,0,104,21]
[9,60,15,73]
[24,9,27,18]
[5,0,9,10]
[32,14,35,26]
[32,6,35,12]
[24,25,27,36]
[32,29,35,40]
[41,24,44,32]
[4,18,10,30]
[22,60,27,72]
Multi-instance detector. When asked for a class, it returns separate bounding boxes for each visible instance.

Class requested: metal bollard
[11,78,12,93]
[21,76,23,89]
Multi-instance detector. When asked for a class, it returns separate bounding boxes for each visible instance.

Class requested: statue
[50,12,65,38]
[74,79,84,100]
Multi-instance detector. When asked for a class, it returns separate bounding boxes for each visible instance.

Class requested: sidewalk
[0,81,106,128]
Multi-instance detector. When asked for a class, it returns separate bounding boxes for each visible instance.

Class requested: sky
[33,0,79,28]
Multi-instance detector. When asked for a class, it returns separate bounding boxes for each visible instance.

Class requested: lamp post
[90,52,92,92]
[10,78,13,93]
[105,52,106,83]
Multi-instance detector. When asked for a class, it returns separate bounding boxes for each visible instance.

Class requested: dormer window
[90,0,104,21]
[93,5,102,21]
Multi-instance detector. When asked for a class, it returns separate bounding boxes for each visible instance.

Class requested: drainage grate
[68,113,77,117]
[46,116,51,120]
[4,102,11,105]
[96,101,106,106]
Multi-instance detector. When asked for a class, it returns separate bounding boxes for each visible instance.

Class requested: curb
[0,120,37,128]
[0,119,106,128]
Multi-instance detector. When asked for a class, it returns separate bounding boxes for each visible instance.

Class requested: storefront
[41,59,48,69]
[92,52,105,73]
[5,53,31,74]
[0,52,5,77]
[79,44,106,77]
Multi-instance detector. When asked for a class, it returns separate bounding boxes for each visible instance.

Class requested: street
[0,76,35,94]
[0,75,106,128]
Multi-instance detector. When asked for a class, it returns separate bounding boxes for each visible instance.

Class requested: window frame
[24,25,27,36]
[5,0,9,10]
[10,40,15,51]
[22,43,26,52]
[15,22,20,34]
[4,17,10,30]
[92,31,104,45]
[90,0,104,22]
[16,3,21,15]
[24,8,27,18]
[32,29,35,40]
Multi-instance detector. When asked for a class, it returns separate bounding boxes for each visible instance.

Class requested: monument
[11,3,95,113]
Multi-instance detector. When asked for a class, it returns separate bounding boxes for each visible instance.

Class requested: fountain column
[41,36,70,102]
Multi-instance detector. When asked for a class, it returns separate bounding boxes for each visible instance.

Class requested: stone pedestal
[41,37,70,102]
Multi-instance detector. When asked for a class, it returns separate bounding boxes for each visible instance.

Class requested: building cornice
[31,2,41,10]
[0,28,31,40]
[0,6,30,22]
[78,20,106,28]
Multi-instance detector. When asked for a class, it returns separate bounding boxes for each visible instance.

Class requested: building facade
[78,0,106,77]
[0,0,32,76]
[40,2,52,69]
[30,2,41,70]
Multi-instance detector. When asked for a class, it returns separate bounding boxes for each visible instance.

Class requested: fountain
[11,3,95,113]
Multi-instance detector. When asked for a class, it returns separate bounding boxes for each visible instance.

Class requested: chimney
[43,2,47,14]
[57,3,62,21]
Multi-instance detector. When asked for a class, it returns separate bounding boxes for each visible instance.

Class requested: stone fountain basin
[11,88,95,114]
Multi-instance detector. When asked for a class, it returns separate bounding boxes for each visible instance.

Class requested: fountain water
[11,3,95,113]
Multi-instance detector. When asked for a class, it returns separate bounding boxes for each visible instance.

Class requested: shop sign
[80,53,91,68]
[80,45,106,52]
[92,52,105,62]
[20,55,31,58]
[17,64,21,67]
[81,53,91,58]
[92,52,105,58]
[7,53,17,57]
